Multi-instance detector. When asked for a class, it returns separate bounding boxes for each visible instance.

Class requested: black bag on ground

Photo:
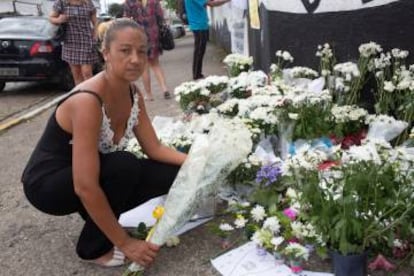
[158,20,175,51]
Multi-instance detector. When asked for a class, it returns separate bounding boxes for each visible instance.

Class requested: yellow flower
[152,206,165,220]
[236,214,245,220]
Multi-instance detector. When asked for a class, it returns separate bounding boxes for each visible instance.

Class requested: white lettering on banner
[260,0,399,14]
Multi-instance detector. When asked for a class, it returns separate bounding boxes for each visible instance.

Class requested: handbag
[157,16,175,51]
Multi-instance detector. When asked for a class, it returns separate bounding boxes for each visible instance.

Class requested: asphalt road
[0,82,64,123]
[0,34,229,276]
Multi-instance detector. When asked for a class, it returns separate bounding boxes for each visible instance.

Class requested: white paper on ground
[211,241,333,276]
[118,195,212,236]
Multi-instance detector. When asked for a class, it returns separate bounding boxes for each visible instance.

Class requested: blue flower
[255,164,282,186]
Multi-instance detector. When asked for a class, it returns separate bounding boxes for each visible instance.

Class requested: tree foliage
[108,3,123,18]
[163,0,177,11]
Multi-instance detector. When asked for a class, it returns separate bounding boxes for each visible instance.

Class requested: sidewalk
[143,33,228,119]
[0,34,228,276]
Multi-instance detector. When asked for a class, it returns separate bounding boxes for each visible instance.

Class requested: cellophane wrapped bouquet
[123,118,252,275]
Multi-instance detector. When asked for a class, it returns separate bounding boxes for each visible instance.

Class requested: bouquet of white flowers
[123,118,253,275]
[223,53,254,77]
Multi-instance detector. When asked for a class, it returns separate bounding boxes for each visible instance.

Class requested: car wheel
[59,68,74,91]
[0,81,5,92]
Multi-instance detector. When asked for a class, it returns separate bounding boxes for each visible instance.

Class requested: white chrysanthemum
[373,52,392,70]
[290,66,319,79]
[216,98,240,115]
[219,223,235,232]
[334,62,360,79]
[250,205,266,222]
[342,142,382,165]
[271,236,284,250]
[316,43,333,59]
[286,187,298,199]
[223,53,254,66]
[262,216,281,234]
[248,106,279,125]
[391,48,409,59]
[240,201,251,208]
[397,79,410,90]
[358,41,383,58]
[284,146,328,172]
[283,242,310,260]
[282,51,294,62]
[331,105,367,123]
[251,84,282,96]
[247,153,262,166]
[288,113,299,120]
[250,228,273,248]
[393,239,404,249]
[234,215,248,228]
[383,81,395,92]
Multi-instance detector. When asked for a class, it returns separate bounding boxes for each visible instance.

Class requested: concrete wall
[249,0,414,71]
[209,1,414,72]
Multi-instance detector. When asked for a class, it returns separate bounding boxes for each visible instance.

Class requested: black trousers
[192,30,209,80]
[23,151,179,260]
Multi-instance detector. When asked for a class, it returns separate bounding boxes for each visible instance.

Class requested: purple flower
[255,164,282,186]
[283,208,298,221]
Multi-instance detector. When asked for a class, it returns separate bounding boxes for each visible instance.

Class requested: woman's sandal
[83,247,126,267]
[164,91,171,99]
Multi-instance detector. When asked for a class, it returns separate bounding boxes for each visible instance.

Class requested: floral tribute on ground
[125,42,414,275]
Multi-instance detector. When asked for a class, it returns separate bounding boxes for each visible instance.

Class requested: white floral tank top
[99,92,140,153]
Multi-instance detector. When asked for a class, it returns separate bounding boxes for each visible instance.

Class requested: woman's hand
[57,14,69,24]
[120,237,160,267]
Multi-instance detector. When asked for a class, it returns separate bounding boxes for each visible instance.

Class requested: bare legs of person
[141,66,153,101]
[69,64,94,85]
[141,56,171,100]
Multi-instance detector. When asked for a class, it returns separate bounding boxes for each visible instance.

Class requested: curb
[0,91,72,133]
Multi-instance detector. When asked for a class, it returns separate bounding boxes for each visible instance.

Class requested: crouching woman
[21,18,186,268]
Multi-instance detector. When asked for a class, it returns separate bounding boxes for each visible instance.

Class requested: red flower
[318,160,339,171]
[290,264,303,273]
[368,254,396,271]
[341,135,355,149]
[329,134,341,145]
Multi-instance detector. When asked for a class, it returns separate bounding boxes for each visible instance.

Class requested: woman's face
[103,27,148,81]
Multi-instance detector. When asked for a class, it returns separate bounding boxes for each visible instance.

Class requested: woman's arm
[134,91,187,166]
[207,0,231,7]
[49,10,68,25]
[49,0,68,25]
[155,0,164,21]
[90,5,98,39]
[69,94,159,266]
[70,94,130,247]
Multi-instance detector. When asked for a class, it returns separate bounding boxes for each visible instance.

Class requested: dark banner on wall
[249,0,414,71]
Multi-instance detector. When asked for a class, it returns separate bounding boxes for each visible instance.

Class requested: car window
[0,17,58,37]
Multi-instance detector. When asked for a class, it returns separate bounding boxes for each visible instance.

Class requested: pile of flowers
[223,53,254,77]
[125,42,414,274]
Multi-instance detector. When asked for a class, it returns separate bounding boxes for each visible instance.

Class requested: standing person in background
[124,0,171,100]
[185,0,230,80]
[49,0,99,86]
